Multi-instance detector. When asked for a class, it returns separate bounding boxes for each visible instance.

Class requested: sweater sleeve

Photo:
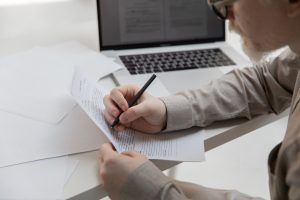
[119,161,189,200]
[120,161,264,200]
[161,49,300,132]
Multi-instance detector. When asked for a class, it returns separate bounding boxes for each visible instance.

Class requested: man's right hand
[103,84,167,134]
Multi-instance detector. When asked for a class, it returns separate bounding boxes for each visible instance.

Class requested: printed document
[71,68,205,161]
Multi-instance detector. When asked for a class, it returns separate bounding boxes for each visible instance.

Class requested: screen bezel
[96,0,225,51]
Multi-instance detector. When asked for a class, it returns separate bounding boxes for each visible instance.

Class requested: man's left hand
[98,143,148,200]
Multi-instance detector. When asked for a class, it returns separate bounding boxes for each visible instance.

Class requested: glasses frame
[209,0,239,20]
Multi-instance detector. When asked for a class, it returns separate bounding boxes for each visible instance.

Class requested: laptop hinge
[100,50,117,58]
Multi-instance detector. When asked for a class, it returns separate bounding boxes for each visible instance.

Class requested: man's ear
[287,0,300,17]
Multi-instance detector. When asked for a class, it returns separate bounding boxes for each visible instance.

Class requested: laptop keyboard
[120,48,235,75]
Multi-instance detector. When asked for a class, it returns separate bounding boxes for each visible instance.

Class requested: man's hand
[98,143,148,200]
[103,84,167,133]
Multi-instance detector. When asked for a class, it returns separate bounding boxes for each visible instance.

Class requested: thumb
[119,102,150,124]
[121,150,142,157]
[100,143,117,161]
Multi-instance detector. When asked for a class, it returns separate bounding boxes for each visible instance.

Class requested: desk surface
[0,1,288,199]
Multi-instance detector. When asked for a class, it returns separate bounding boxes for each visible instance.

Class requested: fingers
[99,143,117,162]
[103,109,126,131]
[103,109,115,124]
[103,95,120,118]
[109,85,139,112]
[103,85,143,131]
[110,89,128,111]
[103,85,139,120]
[100,144,141,160]
[103,94,127,131]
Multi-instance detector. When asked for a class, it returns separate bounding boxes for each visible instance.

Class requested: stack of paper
[0,41,122,167]
[0,41,122,199]
[0,42,122,124]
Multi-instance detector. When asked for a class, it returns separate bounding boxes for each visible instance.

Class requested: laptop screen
[97,0,225,50]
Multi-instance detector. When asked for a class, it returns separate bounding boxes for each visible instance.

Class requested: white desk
[0,1,288,199]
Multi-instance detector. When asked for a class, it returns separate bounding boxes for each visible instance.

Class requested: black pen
[110,74,157,128]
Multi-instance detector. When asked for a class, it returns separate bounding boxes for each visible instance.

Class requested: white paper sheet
[71,68,205,161]
[0,102,110,168]
[0,42,122,124]
[0,157,68,200]
[64,157,80,187]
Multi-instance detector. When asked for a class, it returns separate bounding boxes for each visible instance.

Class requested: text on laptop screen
[98,0,224,50]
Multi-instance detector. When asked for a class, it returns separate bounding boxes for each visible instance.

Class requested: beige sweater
[119,49,300,200]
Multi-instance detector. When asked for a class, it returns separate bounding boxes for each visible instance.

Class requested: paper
[0,157,68,200]
[71,68,205,161]
[0,102,109,168]
[0,42,120,168]
[0,41,122,124]
[63,151,101,198]
[64,156,80,187]
[0,156,80,200]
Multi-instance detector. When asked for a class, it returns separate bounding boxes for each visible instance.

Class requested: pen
[110,74,157,128]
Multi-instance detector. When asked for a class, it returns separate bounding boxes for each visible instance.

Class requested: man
[99,0,300,199]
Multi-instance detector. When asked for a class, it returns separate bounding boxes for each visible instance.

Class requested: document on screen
[118,0,207,44]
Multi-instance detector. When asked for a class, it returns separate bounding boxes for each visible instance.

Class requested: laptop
[96,0,249,94]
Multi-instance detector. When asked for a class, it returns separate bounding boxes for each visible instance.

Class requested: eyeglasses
[209,0,239,20]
